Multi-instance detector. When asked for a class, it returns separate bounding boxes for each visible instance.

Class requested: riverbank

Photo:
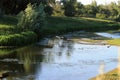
[43,16,120,35]
[1,16,120,47]
[0,16,38,47]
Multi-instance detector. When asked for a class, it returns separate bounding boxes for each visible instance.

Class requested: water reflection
[92,47,120,80]
[0,46,44,80]
[36,40,118,80]
[41,39,74,63]
[117,47,120,80]
[0,38,119,80]
[96,61,105,80]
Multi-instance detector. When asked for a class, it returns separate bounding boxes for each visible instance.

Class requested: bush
[96,13,107,19]
[17,3,46,33]
[64,2,76,17]
[0,8,3,18]
[115,15,120,22]
[44,5,53,16]
[0,31,37,46]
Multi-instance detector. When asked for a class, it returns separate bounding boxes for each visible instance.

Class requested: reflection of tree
[96,61,105,80]
[43,51,54,63]
[66,42,74,59]
[0,45,44,80]
[17,47,35,74]
[17,46,44,74]
[117,47,120,79]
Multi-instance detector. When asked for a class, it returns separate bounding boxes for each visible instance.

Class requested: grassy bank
[43,16,120,35]
[0,16,38,47]
[1,16,120,47]
[107,39,120,46]
[0,31,37,46]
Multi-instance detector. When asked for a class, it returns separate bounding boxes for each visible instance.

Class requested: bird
[107,45,111,48]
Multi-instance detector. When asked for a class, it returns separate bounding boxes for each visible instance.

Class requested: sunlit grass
[107,39,120,46]
[82,17,115,23]
[0,49,14,56]
[0,16,17,35]
[0,24,14,29]
[90,68,120,80]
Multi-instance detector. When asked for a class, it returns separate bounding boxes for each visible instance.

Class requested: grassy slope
[0,16,18,35]
[107,39,120,46]
[1,16,120,46]
[1,16,119,35]
[43,16,120,35]
[44,16,120,45]
[0,16,38,46]
[0,16,17,28]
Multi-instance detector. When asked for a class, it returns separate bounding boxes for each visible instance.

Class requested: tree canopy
[0,0,120,21]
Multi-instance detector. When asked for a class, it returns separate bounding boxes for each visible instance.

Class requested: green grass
[0,24,14,29]
[1,16,120,46]
[0,16,38,47]
[107,39,120,46]
[0,31,37,46]
[0,49,15,56]
[0,16,18,35]
[0,15,18,25]
[43,16,120,35]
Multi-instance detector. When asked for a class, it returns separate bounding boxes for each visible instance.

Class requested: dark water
[0,39,119,80]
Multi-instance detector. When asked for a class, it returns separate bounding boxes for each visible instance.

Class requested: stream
[0,32,120,80]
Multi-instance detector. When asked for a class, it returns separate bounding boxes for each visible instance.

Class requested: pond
[0,37,119,80]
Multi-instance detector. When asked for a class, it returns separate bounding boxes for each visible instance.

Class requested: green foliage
[17,3,46,33]
[0,31,37,46]
[44,5,53,16]
[64,2,76,17]
[115,15,120,21]
[0,8,3,18]
[0,15,18,35]
[96,13,107,19]
[52,2,64,16]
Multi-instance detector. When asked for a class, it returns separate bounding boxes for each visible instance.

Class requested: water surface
[0,38,119,80]
[96,32,120,38]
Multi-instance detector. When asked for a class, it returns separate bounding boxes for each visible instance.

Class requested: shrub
[17,3,46,33]
[115,15,120,22]
[0,8,3,18]
[64,2,76,17]
[44,5,53,16]
[96,13,107,19]
[0,31,37,46]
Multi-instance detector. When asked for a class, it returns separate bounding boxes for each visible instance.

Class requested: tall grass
[0,15,18,25]
[0,15,39,47]
[0,16,18,35]
[0,31,37,46]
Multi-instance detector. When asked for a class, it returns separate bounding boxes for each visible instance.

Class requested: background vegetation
[1,0,120,20]
[1,0,120,47]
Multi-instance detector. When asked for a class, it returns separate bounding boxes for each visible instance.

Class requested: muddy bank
[37,31,110,47]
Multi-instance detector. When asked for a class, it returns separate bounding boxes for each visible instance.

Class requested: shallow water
[0,38,119,80]
[96,32,120,38]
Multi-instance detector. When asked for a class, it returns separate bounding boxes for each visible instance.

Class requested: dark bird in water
[107,45,111,48]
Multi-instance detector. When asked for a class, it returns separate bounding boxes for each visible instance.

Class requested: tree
[64,2,76,16]
[52,1,64,16]
[17,3,46,34]
[44,5,53,16]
